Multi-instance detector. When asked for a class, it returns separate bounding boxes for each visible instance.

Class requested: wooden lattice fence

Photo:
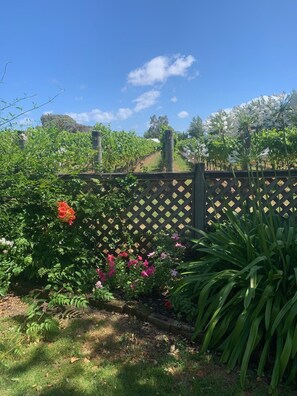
[76,166,297,252]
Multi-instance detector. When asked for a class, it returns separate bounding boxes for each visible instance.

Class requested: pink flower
[95,280,103,289]
[175,242,186,249]
[107,254,115,263]
[171,233,180,241]
[147,252,155,258]
[119,251,129,258]
[108,268,116,277]
[127,259,138,268]
[137,255,143,261]
[141,266,155,278]
[160,252,168,260]
[143,259,149,268]
[96,269,106,283]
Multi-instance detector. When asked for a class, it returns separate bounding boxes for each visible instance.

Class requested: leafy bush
[175,206,297,390]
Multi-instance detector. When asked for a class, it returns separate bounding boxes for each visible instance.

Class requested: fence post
[193,163,206,237]
[17,131,26,150]
[165,129,174,172]
[92,130,103,171]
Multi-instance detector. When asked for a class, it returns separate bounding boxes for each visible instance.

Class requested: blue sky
[1,0,297,134]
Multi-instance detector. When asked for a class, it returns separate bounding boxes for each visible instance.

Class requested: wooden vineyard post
[193,163,206,237]
[164,129,174,172]
[17,131,26,150]
[92,130,103,171]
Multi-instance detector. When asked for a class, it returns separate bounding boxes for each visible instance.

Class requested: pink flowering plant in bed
[93,231,186,300]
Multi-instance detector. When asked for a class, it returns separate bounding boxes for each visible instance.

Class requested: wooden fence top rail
[204,169,297,178]
[59,171,195,181]
[59,169,297,181]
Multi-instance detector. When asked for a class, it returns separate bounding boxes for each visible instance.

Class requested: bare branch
[0,90,64,128]
[0,62,12,84]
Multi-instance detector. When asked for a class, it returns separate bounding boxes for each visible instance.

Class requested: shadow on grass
[2,311,296,396]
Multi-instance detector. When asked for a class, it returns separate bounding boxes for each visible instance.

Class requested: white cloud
[178,111,189,119]
[133,90,160,112]
[43,110,53,115]
[67,109,115,124]
[67,107,133,124]
[170,96,178,103]
[127,54,196,86]
[116,107,133,120]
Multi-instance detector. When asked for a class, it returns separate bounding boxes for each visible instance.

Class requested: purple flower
[170,269,178,277]
[160,252,168,260]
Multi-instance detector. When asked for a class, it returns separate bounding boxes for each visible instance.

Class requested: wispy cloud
[177,110,189,119]
[133,89,160,112]
[67,106,133,124]
[127,55,196,86]
[74,96,83,101]
[170,96,178,103]
[116,107,133,120]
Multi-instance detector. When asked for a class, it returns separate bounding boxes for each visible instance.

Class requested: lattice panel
[96,176,193,252]
[205,176,297,225]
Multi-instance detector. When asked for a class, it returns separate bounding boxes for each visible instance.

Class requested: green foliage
[21,296,60,340]
[93,287,114,302]
[0,127,141,301]
[175,198,297,390]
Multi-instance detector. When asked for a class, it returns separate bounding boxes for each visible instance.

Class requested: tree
[187,116,203,138]
[144,115,169,139]
[40,113,91,133]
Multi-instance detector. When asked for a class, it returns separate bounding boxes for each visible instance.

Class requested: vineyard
[0,125,159,176]
[177,127,297,170]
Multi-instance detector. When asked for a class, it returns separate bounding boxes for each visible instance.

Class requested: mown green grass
[0,311,295,396]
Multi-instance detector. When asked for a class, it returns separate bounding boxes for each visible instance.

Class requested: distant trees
[40,114,91,133]
[144,115,169,139]
[187,116,203,138]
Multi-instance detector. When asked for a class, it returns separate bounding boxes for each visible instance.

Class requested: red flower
[57,201,76,225]
[164,300,173,309]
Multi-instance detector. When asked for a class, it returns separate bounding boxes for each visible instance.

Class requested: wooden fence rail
[69,165,297,252]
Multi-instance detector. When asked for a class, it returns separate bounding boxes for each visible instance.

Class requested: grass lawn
[0,297,296,396]
[134,151,192,172]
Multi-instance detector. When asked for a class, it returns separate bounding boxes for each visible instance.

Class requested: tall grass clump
[175,170,297,391]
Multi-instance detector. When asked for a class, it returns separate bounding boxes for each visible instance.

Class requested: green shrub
[175,207,297,390]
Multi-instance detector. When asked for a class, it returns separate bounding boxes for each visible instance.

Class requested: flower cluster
[95,251,157,298]
[0,237,14,248]
[57,201,76,225]
[94,232,186,301]
[0,237,14,255]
